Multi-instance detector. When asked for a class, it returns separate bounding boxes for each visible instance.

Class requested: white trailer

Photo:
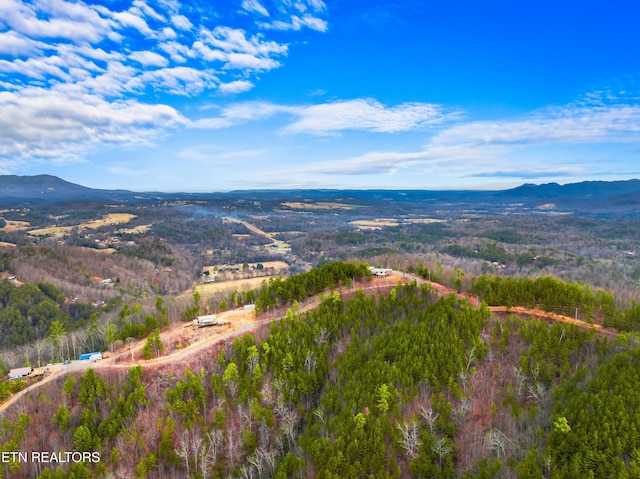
[89,352,102,361]
[193,314,220,327]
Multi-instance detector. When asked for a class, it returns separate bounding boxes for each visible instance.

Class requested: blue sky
[1,0,639,192]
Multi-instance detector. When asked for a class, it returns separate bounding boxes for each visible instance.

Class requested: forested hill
[2,266,640,478]
[0,175,132,205]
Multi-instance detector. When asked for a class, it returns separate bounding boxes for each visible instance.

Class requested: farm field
[0,220,30,231]
[349,217,444,230]
[29,213,137,237]
[194,276,272,295]
[281,201,360,210]
[350,218,400,229]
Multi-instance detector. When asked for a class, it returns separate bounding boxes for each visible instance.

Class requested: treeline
[468,274,640,331]
[254,261,371,312]
[471,275,617,324]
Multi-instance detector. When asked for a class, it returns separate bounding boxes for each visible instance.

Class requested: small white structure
[370,267,393,277]
[193,314,220,327]
[8,367,32,380]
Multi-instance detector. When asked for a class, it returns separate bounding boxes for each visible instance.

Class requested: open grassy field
[282,201,360,210]
[1,220,31,232]
[195,276,270,295]
[350,217,444,230]
[29,213,137,237]
[349,218,400,229]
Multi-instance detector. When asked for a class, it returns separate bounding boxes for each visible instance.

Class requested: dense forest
[0,279,96,350]
[0,265,638,478]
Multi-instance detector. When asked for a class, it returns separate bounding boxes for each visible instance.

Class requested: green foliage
[472,274,618,325]
[118,237,174,266]
[294,286,487,477]
[73,424,99,451]
[480,229,524,244]
[444,242,509,263]
[142,329,163,360]
[115,303,165,341]
[37,281,66,304]
[548,348,640,478]
[0,378,27,401]
[97,365,149,441]
[0,279,74,348]
[135,452,157,478]
[52,404,71,432]
[165,367,207,428]
[254,261,371,312]
[78,368,109,406]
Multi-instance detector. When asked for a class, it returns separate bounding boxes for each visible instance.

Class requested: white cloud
[129,50,169,67]
[0,31,45,55]
[136,66,218,96]
[305,0,327,11]
[302,150,430,175]
[218,80,254,94]
[242,0,270,17]
[225,52,281,71]
[0,87,186,162]
[262,14,328,32]
[199,26,288,57]
[178,145,266,163]
[111,10,153,37]
[0,0,113,43]
[430,103,640,150]
[278,0,326,14]
[190,98,456,134]
[132,0,165,22]
[192,101,289,129]
[0,0,329,171]
[191,41,227,62]
[170,14,192,30]
[158,40,192,63]
[282,99,458,135]
[297,100,640,179]
[194,26,288,71]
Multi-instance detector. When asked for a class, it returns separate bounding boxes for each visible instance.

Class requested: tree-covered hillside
[0,265,637,479]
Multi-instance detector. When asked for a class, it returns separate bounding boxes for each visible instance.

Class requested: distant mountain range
[1,174,639,218]
[0,174,133,204]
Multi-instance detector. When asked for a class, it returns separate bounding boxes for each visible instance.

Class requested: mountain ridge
[1,175,639,217]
